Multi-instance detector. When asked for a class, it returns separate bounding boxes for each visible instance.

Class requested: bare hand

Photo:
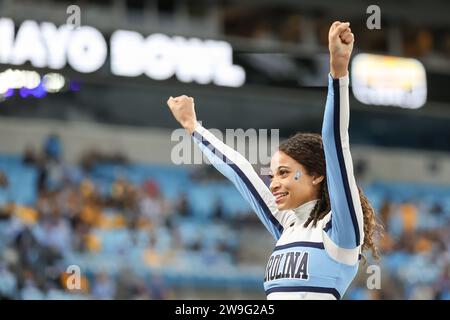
[166,95,197,134]
[328,21,354,78]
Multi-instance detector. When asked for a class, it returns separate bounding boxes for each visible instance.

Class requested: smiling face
[269,150,323,210]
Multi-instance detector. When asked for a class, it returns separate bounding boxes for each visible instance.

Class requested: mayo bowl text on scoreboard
[351,53,427,109]
[0,17,245,87]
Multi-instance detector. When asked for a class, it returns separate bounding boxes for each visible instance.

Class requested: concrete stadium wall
[0,116,174,165]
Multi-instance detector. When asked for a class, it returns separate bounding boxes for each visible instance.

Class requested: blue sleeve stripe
[193,131,284,238]
[266,286,341,300]
[274,241,324,251]
[323,220,332,232]
[332,79,361,246]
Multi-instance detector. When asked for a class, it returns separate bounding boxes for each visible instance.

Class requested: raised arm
[321,22,364,259]
[166,96,294,240]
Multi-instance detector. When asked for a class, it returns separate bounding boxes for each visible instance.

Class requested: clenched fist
[328,21,354,79]
[166,95,197,134]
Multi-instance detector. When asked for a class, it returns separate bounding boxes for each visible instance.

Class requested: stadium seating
[1,153,450,299]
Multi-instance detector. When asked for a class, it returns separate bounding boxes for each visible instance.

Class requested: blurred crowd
[0,134,240,299]
[1,134,450,300]
[348,197,450,299]
[221,5,450,59]
[37,1,450,59]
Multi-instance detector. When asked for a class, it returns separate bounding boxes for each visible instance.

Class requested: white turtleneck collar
[292,199,320,222]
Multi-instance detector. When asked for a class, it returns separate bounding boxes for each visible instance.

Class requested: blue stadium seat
[0,161,38,205]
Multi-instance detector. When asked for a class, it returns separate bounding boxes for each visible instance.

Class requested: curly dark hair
[279,132,382,260]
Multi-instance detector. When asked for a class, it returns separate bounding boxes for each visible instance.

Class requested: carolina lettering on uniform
[264,251,309,281]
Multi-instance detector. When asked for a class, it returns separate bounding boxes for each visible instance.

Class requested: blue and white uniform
[191,74,364,300]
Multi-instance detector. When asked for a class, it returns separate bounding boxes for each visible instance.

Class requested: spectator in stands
[175,192,192,217]
[0,171,12,219]
[430,201,444,216]
[400,200,418,233]
[0,171,8,188]
[44,133,62,162]
[22,145,39,167]
[212,198,224,220]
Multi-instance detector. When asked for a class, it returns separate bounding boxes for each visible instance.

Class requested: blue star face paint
[294,170,301,181]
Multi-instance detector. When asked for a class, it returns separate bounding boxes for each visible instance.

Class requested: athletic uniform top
[191,74,364,300]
